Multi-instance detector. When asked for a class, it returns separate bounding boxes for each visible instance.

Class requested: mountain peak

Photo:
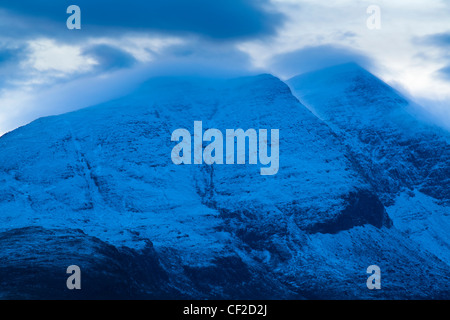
[287,63,409,119]
[288,62,450,207]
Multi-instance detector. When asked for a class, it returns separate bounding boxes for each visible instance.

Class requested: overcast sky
[0,0,449,135]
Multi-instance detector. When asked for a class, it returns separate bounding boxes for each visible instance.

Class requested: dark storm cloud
[0,0,284,40]
[83,45,137,71]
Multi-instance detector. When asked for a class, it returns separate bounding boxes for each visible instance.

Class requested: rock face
[0,70,448,299]
[0,227,172,299]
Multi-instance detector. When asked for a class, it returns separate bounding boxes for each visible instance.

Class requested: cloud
[0,0,284,40]
[25,39,97,74]
[0,47,22,73]
[416,32,450,83]
[149,39,261,77]
[0,48,19,65]
[0,45,29,87]
[419,32,450,47]
[436,65,450,80]
[83,44,137,71]
[0,36,261,136]
[1,0,450,134]
[268,44,374,78]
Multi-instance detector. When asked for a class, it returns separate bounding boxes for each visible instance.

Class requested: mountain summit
[288,63,450,266]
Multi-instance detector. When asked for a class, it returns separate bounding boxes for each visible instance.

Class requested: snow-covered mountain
[0,69,448,299]
[288,63,450,267]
